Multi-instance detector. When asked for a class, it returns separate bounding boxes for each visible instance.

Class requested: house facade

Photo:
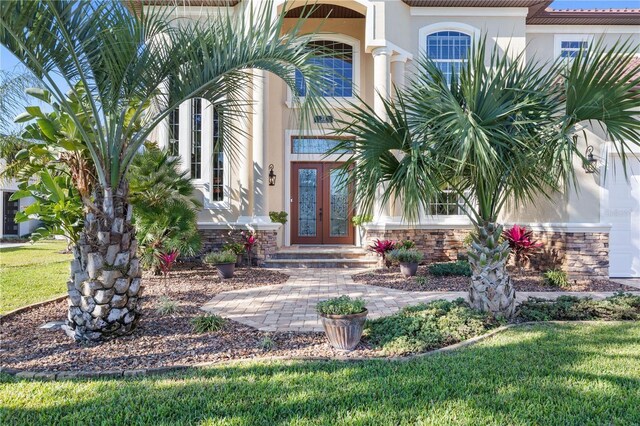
[143,0,640,278]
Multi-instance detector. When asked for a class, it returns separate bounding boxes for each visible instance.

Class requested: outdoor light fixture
[268,164,276,186]
[584,145,597,173]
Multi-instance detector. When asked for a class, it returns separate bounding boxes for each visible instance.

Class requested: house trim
[410,7,528,17]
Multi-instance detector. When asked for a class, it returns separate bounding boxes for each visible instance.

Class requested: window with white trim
[426,31,471,84]
[211,108,224,202]
[427,186,465,216]
[168,107,179,157]
[294,38,358,99]
[554,34,593,60]
[190,98,202,179]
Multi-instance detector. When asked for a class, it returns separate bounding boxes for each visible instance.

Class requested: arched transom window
[295,40,355,98]
[426,31,471,83]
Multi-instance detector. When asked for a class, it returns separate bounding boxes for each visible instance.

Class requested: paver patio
[202,269,640,332]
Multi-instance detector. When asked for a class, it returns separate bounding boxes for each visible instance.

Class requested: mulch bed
[0,263,379,373]
[352,266,637,293]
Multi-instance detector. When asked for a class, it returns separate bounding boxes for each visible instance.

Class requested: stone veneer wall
[363,227,609,279]
[198,228,279,266]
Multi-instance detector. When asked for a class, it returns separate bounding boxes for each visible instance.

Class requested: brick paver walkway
[201,269,638,332]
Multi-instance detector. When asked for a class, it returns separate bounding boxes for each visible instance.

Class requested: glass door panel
[329,168,349,237]
[297,168,318,237]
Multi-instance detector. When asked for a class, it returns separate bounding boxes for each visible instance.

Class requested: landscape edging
[2,320,627,381]
[0,294,68,320]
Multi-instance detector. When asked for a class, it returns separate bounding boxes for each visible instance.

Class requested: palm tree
[335,38,640,317]
[1,0,329,341]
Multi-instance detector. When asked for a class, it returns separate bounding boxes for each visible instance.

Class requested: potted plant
[368,239,396,268]
[316,295,367,351]
[203,251,237,279]
[223,242,245,266]
[387,248,424,277]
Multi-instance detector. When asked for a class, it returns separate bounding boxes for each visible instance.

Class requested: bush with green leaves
[365,299,502,355]
[222,242,245,256]
[156,296,179,316]
[268,211,288,224]
[387,248,424,264]
[316,295,366,316]
[191,314,226,333]
[517,293,640,322]
[428,261,472,277]
[203,251,237,265]
[351,214,373,227]
[395,239,416,250]
[543,269,569,288]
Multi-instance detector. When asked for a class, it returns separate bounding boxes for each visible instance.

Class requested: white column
[251,69,269,222]
[156,80,170,149]
[178,100,191,176]
[390,55,407,92]
[372,46,392,121]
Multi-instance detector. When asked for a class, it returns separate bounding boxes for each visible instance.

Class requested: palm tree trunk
[467,221,516,318]
[62,182,142,341]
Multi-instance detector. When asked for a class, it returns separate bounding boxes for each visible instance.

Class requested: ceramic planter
[400,262,419,278]
[320,309,368,351]
[215,262,235,279]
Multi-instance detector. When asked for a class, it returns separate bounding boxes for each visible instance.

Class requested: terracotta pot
[400,262,419,278]
[215,263,235,279]
[320,309,368,351]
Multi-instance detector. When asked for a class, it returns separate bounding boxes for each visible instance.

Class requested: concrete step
[262,258,378,269]
[270,249,367,260]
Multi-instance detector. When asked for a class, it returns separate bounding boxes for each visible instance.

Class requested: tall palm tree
[335,38,640,317]
[1,0,329,341]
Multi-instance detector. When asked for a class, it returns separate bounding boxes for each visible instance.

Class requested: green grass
[1,322,639,425]
[0,240,71,313]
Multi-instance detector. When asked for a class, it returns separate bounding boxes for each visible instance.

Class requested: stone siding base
[364,227,609,279]
[198,228,279,266]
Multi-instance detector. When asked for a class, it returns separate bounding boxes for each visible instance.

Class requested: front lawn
[2,322,639,425]
[0,240,71,313]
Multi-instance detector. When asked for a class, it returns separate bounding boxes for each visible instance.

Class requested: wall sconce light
[268,164,276,186]
[584,145,597,173]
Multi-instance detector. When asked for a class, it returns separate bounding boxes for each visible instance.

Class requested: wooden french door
[291,162,354,245]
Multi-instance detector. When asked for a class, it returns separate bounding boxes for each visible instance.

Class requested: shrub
[317,295,366,316]
[503,224,543,269]
[387,248,424,264]
[543,269,569,288]
[203,251,237,265]
[365,299,502,355]
[415,276,429,286]
[428,261,472,277]
[156,296,179,315]
[222,242,245,256]
[517,293,640,322]
[259,336,276,351]
[352,214,373,227]
[395,239,416,250]
[269,211,288,224]
[191,314,226,333]
[368,239,396,267]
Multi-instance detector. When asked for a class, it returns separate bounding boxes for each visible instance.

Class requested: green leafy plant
[428,261,472,277]
[222,242,245,256]
[364,299,502,355]
[191,314,226,333]
[517,293,640,322]
[156,296,179,316]
[395,239,416,250]
[203,251,237,265]
[415,275,429,286]
[387,248,424,264]
[352,214,373,227]
[268,211,288,225]
[316,295,366,316]
[543,269,569,288]
[259,336,276,351]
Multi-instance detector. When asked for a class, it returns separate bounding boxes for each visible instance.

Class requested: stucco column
[252,69,269,221]
[390,55,407,92]
[372,46,392,121]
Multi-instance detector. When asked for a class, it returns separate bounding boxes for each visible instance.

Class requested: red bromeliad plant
[156,250,179,291]
[241,230,257,268]
[368,239,396,268]
[502,225,543,271]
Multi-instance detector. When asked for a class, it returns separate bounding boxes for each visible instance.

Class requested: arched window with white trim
[426,31,471,83]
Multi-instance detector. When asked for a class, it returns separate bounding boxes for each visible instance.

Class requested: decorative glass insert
[168,107,179,157]
[292,137,352,154]
[298,168,317,237]
[295,40,354,97]
[329,168,349,237]
[211,108,224,202]
[426,31,471,84]
[560,40,589,58]
[191,98,202,179]
[428,186,464,216]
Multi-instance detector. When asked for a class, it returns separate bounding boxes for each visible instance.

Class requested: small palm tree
[335,38,640,317]
[1,0,329,340]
